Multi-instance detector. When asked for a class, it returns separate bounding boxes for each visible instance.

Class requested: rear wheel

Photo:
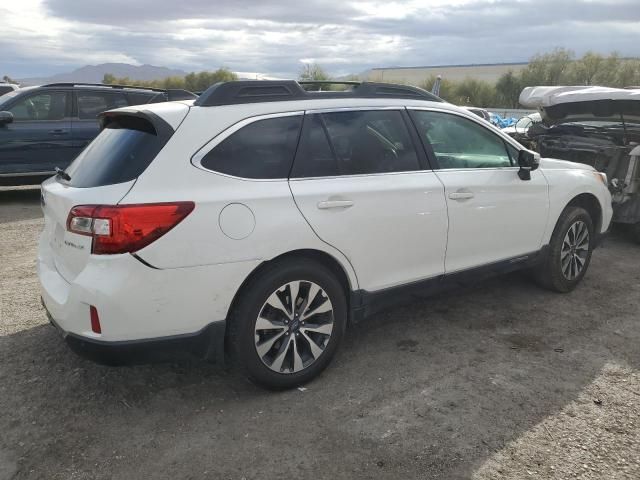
[227,259,347,389]
[533,207,594,292]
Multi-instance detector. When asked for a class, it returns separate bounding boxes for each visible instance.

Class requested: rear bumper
[45,305,225,365]
[38,231,260,365]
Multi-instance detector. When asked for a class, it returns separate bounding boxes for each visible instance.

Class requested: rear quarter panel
[119,106,359,289]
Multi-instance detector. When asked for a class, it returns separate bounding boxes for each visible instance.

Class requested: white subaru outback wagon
[39,81,613,388]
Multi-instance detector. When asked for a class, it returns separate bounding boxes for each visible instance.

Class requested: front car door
[0,90,73,175]
[289,107,449,292]
[408,108,549,273]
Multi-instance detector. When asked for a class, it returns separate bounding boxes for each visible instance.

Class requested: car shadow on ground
[0,234,638,479]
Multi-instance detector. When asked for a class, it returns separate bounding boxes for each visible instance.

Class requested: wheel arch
[224,249,355,335]
[565,193,603,234]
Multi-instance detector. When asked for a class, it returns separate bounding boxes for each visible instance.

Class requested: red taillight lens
[67,202,195,255]
[89,305,101,334]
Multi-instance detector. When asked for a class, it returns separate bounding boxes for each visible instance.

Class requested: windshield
[0,87,36,109]
[64,115,168,188]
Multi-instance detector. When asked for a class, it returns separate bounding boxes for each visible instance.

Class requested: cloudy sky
[1,0,639,79]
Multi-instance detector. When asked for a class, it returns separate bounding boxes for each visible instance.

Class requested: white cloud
[1,0,639,78]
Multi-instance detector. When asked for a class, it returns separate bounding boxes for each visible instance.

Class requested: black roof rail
[194,80,443,107]
[299,80,362,88]
[41,82,197,98]
[42,82,167,92]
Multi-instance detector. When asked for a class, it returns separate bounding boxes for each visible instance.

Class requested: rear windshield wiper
[55,167,71,181]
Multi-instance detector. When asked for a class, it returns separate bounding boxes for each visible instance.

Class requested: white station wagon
[38,81,612,388]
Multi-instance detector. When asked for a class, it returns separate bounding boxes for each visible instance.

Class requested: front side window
[410,110,513,169]
[199,115,303,179]
[8,92,68,121]
[292,110,420,178]
[77,92,128,119]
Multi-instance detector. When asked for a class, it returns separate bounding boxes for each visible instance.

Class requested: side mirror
[0,111,14,126]
[517,149,540,180]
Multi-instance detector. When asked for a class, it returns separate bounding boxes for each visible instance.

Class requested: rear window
[64,116,167,188]
[199,115,302,179]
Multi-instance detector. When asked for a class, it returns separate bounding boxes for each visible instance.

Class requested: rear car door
[0,90,73,175]
[408,108,549,273]
[289,108,448,292]
[70,90,128,158]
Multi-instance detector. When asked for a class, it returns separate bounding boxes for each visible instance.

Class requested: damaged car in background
[520,86,640,243]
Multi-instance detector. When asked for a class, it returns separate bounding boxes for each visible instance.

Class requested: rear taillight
[66,202,195,254]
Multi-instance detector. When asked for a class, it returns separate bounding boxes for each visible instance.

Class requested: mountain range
[18,63,189,85]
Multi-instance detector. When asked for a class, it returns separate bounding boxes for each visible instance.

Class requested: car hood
[519,86,640,126]
[539,157,596,172]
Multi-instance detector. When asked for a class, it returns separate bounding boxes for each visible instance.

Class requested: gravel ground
[0,186,638,480]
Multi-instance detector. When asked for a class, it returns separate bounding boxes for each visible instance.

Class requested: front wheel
[533,206,594,293]
[227,259,347,389]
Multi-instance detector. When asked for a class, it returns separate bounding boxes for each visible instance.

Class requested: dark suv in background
[0,83,196,185]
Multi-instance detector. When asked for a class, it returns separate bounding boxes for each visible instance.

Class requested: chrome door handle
[448,191,474,200]
[48,129,69,135]
[317,200,354,209]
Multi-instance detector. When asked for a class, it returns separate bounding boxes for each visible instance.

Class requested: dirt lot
[0,186,639,480]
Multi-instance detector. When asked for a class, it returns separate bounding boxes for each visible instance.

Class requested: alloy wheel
[560,220,590,280]
[254,280,334,374]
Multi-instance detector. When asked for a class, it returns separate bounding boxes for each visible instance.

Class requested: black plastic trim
[98,109,175,140]
[194,81,443,107]
[351,247,548,321]
[46,309,226,366]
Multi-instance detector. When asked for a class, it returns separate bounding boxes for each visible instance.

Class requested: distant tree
[495,71,522,108]
[519,48,574,87]
[453,78,496,107]
[419,75,456,101]
[184,68,238,92]
[2,75,18,84]
[102,68,237,92]
[299,63,336,90]
[613,59,640,88]
[299,63,331,82]
[566,51,608,85]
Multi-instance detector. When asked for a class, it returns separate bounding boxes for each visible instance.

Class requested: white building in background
[365,62,528,84]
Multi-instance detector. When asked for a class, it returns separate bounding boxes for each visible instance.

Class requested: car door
[289,108,449,292]
[70,90,128,159]
[408,108,549,273]
[0,90,73,175]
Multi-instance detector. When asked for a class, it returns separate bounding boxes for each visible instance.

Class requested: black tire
[227,258,347,389]
[533,206,595,293]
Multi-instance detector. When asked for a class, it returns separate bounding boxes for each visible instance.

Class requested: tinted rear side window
[200,115,302,179]
[126,91,157,106]
[65,116,167,187]
[77,92,128,119]
[291,110,420,178]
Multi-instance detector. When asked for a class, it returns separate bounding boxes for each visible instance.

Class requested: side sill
[350,247,548,321]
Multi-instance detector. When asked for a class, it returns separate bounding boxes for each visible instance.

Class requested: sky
[1,0,639,79]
